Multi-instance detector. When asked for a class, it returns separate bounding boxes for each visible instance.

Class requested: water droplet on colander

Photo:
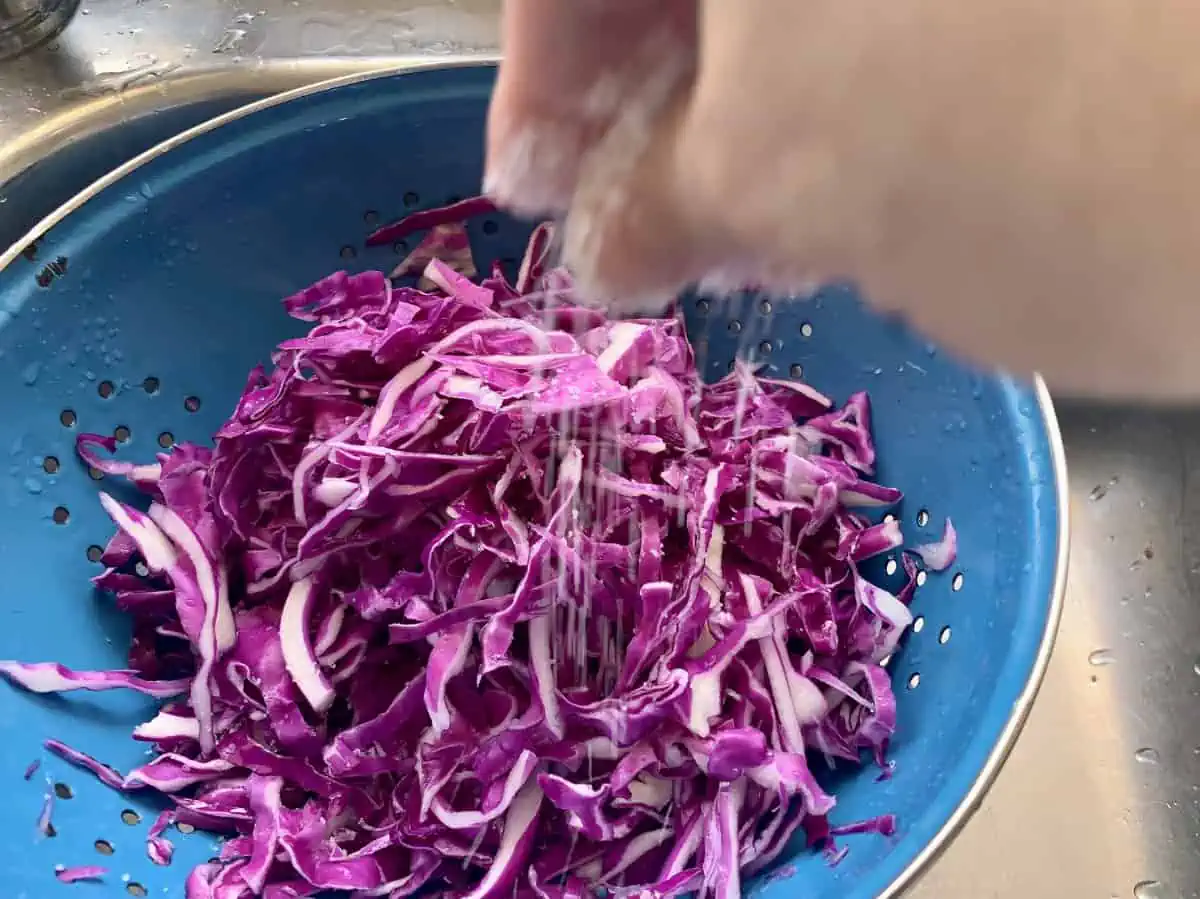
[1192,658,1200,677]
[1134,747,1160,765]
[1133,880,1165,899]
[139,182,154,200]
[21,362,39,385]
[1088,648,1116,667]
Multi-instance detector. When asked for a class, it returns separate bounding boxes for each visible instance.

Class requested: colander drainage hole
[758,340,773,356]
[94,839,113,856]
[184,396,201,413]
[482,219,499,236]
[695,298,710,316]
[176,822,195,834]
[158,432,174,449]
[403,191,420,208]
[42,456,59,474]
[86,545,103,563]
[134,562,149,577]
[885,557,898,576]
[120,809,141,826]
[916,569,928,587]
[789,363,804,378]
[939,626,952,645]
[127,883,147,897]
[952,572,964,591]
[363,210,380,226]
[52,506,69,525]
[89,467,104,481]
[912,615,925,634]
[59,409,76,428]
[53,782,72,800]
[800,321,814,338]
[114,425,131,443]
[339,245,357,260]
[392,240,408,256]
[727,319,743,334]
[916,508,930,526]
[907,672,921,690]
[142,376,160,395]
[98,380,114,399]
[759,298,773,315]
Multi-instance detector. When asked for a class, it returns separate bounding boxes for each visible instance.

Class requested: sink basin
[0,1,1197,894]
[0,59,445,251]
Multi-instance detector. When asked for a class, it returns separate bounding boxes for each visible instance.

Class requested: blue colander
[0,62,1066,898]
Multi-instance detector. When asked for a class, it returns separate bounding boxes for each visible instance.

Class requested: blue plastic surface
[0,64,1061,898]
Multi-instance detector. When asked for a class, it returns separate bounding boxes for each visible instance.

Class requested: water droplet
[23,478,41,495]
[1134,747,1161,765]
[20,362,39,385]
[1089,478,1119,501]
[1192,658,1200,677]
[1088,648,1116,667]
[212,27,248,53]
[1133,880,1166,899]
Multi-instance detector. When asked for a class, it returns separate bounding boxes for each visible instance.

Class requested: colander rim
[0,58,1069,898]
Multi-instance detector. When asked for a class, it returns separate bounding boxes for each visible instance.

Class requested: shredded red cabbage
[4,200,928,898]
[55,865,108,884]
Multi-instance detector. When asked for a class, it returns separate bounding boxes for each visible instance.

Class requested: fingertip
[484,120,582,218]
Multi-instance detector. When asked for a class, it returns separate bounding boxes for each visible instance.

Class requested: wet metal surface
[0,2,1197,896]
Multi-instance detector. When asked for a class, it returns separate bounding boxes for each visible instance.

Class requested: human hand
[487,0,1200,400]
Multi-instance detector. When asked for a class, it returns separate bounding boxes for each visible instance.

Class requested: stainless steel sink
[1,2,1197,896]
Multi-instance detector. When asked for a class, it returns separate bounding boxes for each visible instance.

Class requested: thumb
[562,62,852,318]
[559,70,713,316]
